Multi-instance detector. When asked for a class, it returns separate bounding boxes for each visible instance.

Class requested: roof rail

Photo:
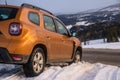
[21,3,54,15]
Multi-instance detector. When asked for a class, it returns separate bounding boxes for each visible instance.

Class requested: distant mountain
[99,3,120,12]
[57,3,120,25]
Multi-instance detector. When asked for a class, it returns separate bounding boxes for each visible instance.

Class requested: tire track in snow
[3,71,22,80]
[35,67,62,80]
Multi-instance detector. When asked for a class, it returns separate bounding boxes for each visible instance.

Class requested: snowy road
[83,48,120,66]
[82,39,120,66]
[0,62,119,80]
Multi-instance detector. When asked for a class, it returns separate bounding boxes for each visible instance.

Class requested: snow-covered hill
[99,3,120,12]
[57,3,120,25]
[76,10,119,24]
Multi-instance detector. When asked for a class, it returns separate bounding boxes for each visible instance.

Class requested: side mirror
[67,29,73,37]
[68,29,77,37]
[72,32,77,37]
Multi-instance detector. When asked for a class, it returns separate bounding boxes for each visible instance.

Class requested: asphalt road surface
[82,48,120,66]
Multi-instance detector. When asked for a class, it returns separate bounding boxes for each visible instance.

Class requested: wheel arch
[76,46,82,58]
[23,43,47,77]
[72,46,82,61]
[28,44,48,63]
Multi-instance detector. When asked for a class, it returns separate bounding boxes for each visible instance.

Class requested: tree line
[70,21,120,45]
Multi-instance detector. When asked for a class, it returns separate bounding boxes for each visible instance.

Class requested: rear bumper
[0,48,29,64]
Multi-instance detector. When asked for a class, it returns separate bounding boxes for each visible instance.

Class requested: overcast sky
[0,0,118,14]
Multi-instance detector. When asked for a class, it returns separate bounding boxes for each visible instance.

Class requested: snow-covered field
[1,62,120,80]
[82,39,120,49]
[82,39,106,45]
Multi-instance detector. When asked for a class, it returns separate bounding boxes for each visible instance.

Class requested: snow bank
[83,42,120,49]
[4,62,119,80]
[82,39,120,49]
[82,39,105,45]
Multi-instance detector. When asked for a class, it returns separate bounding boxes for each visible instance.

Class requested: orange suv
[0,3,82,77]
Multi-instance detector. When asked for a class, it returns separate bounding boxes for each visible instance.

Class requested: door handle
[61,39,64,41]
[46,36,50,39]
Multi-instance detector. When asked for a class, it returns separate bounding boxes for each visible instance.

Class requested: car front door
[43,16,66,60]
[54,19,74,59]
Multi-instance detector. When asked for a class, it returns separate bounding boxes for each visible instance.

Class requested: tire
[23,47,45,77]
[73,50,81,63]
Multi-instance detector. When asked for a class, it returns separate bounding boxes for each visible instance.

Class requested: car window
[0,7,18,21]
[44,16,56,32]
[55,20,68,35]
[28,12,40,25]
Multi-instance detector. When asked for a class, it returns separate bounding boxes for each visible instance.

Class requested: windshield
[0,7,18,21]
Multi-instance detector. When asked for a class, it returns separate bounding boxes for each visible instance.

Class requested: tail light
[12,55,22,61]
[9,22,22,35]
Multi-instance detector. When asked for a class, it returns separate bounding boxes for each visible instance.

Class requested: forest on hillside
[70,21,120,45]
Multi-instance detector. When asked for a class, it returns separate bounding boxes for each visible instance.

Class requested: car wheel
[23,47,45,77]
[74,50,81,63]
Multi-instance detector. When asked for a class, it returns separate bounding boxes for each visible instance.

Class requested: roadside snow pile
[6,62,119,80]
[82,39,120,49]
[83,42,120,49]
[82,39,105,45]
